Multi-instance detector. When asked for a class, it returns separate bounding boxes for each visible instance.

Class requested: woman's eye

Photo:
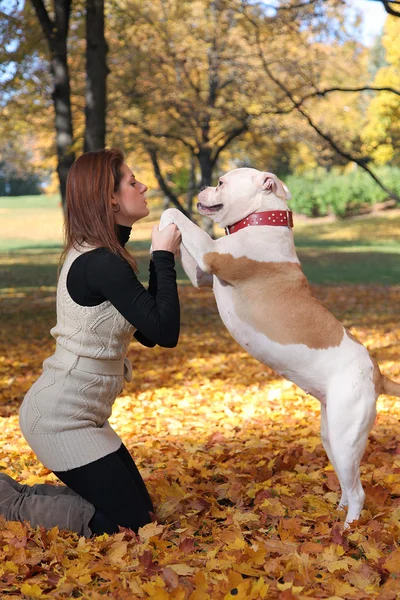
[131,182,136,187]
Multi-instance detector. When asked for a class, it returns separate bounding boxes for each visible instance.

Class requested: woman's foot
[0,472,79,497]
[0,479,95,537]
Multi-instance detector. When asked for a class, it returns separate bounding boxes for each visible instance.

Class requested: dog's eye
[218,180,223,187]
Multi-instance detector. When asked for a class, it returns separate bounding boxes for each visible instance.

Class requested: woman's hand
[151,223,181,254]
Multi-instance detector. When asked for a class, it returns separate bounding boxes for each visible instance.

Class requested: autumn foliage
[0,278,400,598]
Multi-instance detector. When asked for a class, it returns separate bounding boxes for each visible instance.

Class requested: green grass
[0,195,60,209]
[293,213,400,284]
[0,194,63,252]
[0,195,399,294]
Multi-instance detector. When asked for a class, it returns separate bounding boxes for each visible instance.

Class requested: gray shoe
[0,479,95,537]
[0,472,79,497]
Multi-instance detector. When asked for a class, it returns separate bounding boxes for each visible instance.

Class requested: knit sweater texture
[19,235,179,471]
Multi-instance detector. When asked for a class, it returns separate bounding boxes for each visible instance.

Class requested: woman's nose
[140,182,148,193]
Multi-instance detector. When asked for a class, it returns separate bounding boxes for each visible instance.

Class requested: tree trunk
[185,153,197,218]
[84,0,107,152]
[197,148,215,236]
[51,50,75,209]
[30,0,75,211]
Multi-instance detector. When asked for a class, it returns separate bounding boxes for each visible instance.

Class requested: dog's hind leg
[320,403,347,509]
[326,378,377,527]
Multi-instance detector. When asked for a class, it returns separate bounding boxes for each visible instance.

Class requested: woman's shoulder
[68,246,135,292]
[69,247,129,275]
[79,246,125,261]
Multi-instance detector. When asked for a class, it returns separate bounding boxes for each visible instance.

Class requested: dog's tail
[382,376,400,397]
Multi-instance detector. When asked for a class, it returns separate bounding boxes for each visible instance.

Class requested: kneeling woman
[0,149,181,537]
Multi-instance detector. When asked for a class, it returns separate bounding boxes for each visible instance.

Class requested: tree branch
[0,9,19,21]
[368,0,400,17]
[29,0,54,45]
[242,7,400,202]
[298,86,400,105]
[295,107,399,200]
[124,119,195,151]
[147,146,191,217]
[212,122,250,163]
[245,0,321,11]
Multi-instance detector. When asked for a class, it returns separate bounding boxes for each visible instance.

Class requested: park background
[1,0,400,598]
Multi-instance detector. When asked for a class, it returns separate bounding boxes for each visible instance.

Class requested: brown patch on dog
[346,330,384,397]
[204,252,344,349]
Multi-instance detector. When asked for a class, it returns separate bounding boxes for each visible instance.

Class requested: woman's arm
[67,248,180,348]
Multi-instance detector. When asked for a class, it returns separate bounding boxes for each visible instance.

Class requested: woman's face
[112,162,149,226]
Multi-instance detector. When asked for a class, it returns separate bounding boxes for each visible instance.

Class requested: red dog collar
[225,210,294,235]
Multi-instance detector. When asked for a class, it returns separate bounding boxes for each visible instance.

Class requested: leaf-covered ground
[1,278,400,599]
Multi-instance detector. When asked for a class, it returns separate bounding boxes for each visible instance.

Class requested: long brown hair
[60,148,138,272]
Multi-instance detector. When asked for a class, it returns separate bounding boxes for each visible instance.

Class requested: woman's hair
[60,148,138,272]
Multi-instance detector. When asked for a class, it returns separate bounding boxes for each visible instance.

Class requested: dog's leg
[159,209,215,273]
[320,403,348,510]
[180,244,213,288]
[326,378,376,527]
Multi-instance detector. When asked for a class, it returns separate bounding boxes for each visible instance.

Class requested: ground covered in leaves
[0,282,400,599]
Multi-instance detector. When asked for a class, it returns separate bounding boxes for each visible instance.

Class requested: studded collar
[225,210,294,235]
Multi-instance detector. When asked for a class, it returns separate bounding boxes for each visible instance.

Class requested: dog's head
[197,168,291,229]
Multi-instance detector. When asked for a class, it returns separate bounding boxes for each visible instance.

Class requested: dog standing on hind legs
[158,167,400,527]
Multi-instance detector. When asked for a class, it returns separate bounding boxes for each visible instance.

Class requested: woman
[0,148,181,537]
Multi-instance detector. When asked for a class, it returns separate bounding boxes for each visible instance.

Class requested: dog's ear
[262,173,292,201]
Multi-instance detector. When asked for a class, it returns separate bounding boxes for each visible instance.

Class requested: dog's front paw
[158,217,174,231]
[162,208,179,219]
[159,208,179,230]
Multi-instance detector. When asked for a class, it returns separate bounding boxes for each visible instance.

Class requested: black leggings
[54,443,153,535]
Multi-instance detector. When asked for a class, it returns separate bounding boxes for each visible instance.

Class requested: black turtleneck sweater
[66,225,180,348]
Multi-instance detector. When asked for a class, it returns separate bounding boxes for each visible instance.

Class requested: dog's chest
[213,277,287,364]
[207,254,344,350]
[212,268,350,401]
[212,276,289,368]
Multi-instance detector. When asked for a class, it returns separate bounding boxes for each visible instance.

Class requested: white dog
[159,167,400,526]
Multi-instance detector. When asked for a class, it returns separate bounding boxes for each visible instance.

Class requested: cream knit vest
[19,245,135,471]
[51,244,135,360]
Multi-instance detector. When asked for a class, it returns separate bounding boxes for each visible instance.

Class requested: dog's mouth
[197,202,223,214]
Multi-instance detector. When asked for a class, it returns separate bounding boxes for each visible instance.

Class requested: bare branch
[29,0,54,44]
[298,86,400,105]
[123,119,195,151]
[212,123,250,163]
[241,6,400,202]
[0,9,19,21]
[244,0,321,11]
[147,146,191,217]
[296,108,399,200]
[368,0,400,17]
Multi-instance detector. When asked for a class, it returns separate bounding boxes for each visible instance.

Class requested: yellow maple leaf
[233,510,260,524]
[326,558,353,573]
[383,548,400,573]
[168,563,195,576]
[20,583,44,598]
[5,561,19,574]
[22,475,52,486]
[332,580,357,596]
[138,521,165,542]
[304,494,332,516]
[141,582,169,599]
[106,540,128,565]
